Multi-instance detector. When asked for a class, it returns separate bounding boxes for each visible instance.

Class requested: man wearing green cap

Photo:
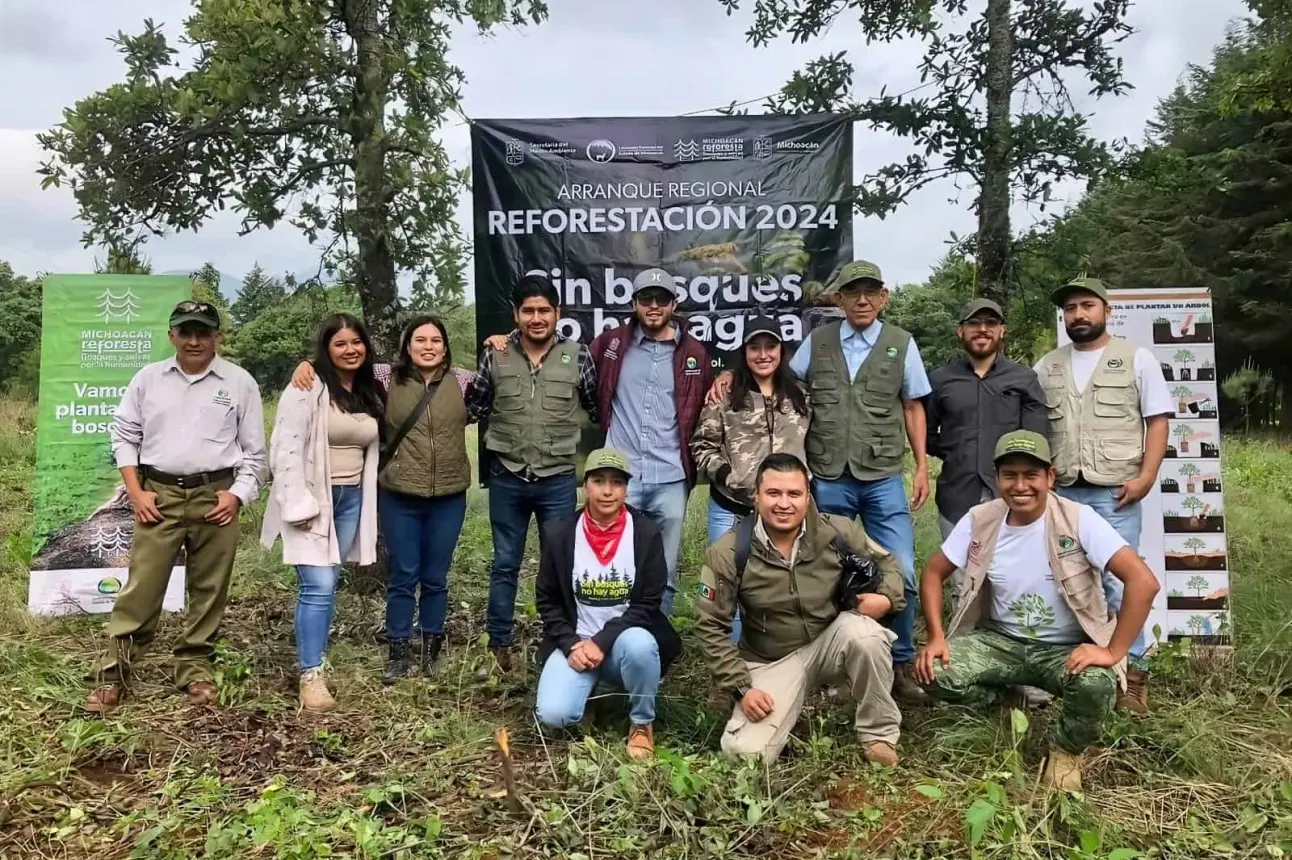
[915,430,1159,792]
[1033,277,1173,714]
[786,259,933,703]
[533,448,681,759]
[86,301,267,715]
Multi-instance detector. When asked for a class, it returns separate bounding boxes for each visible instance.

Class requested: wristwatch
[734,684,751,702]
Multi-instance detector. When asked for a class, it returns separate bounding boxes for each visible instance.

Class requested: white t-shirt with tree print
[941,504,1128,644]
[572,514,637,638]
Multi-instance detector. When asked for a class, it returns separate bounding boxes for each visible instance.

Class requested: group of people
[84,260,1169,789]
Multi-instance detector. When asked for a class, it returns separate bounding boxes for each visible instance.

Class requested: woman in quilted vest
[264,315,385,711]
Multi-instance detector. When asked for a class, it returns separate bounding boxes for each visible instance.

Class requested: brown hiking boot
[892,663,929,705]
[84,683,124,715]
[476,645,514,680]
[1117,669,1149,715]
[186,681,219,706]
[627,724,655,759]
[300,668,337,712]
[863,740,900,767]
[1042,747,1083,793]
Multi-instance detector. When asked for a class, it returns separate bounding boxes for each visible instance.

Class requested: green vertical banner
[28,275,191,616]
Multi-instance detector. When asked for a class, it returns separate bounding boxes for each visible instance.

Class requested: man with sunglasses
[85,301,266,714]
[785,260,934,703]
[588,268,712,613]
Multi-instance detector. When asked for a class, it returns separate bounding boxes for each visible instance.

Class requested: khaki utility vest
[1038,338,1143,486]
[949,494,1127,690]
[379,374,470,498]
[804,321,911,481]
[483,340,583,478]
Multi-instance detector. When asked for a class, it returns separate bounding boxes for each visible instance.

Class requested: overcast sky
[0,0,1249,296]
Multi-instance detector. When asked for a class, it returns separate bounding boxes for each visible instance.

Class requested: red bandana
[582,508,628,566]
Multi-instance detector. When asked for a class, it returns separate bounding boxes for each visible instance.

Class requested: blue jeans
[1056,484,1149,660]
[380,489,467,641]
[295,484,363,670]
[813,472,917,665]
[627,478,689,614]
[487,469,577,647]
[535,627,661,727]
[706,498,743,644]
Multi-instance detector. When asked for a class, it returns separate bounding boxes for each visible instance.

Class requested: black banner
[470,115,853,366]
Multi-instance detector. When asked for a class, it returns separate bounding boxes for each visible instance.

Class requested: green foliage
[885,275,965,370]
[229,264,287,328]
[0,263,42,391]
[37,0,548,350]
[230,284,361,390]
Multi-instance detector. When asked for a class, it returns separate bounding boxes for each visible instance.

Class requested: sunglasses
[635,291,675,308]
[174,301,216,314]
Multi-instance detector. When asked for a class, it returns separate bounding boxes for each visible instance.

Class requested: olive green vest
[379,373,471,498]
[804,321,911,481]
[483,340,582,478]
[1038,338,1143,486]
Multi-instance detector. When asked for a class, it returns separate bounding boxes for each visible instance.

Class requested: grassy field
[1,390,1291,859]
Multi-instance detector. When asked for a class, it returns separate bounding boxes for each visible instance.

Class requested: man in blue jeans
[469,275,600,674]
[1035,277,1173,714]
[792,260,933,703]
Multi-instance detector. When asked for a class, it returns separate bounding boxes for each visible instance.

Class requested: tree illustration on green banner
[1008,593,1056,636]
[1187,575,1210,597]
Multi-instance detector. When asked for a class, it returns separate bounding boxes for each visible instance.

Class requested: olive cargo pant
[92,477,240,690]
[720,613,902,762]
[927,628,1117,753]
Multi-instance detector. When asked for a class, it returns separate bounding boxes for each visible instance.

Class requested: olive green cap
[827,260,884,292]
[583,447,633,478]
[1051,276,1110,307]
[993,430,1052,466]
[959,297,1005,323]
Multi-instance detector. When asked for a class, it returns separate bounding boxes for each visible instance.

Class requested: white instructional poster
[1058,286,1229,646]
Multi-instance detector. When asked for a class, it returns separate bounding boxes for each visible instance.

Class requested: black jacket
[535,507,682,674]
[927,356,1049,524]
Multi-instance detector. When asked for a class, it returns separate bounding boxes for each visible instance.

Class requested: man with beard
[487,267,711,614]
[1034,277,1173,714]
[470,275,600,673]
[928,298,1048,559]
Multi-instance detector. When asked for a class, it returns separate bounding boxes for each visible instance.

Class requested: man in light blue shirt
[789,260,933,702]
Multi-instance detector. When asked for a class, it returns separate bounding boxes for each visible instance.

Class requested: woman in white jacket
[262,314,384,711]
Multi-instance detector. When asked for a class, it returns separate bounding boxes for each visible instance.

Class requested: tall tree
[720,0,1134,304]
[0,263,42,391]
[37,0,547,352]
[231,263,288,328]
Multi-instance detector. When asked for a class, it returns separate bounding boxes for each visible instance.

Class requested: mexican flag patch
[696,583,717,601]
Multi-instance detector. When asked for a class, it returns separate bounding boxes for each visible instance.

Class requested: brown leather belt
[141,466,235,489]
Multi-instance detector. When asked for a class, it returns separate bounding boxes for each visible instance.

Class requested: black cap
[169,300,221,330]
[742,314,783,344]
[959,298,1005,323]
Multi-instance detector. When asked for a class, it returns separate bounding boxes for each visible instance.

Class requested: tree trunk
[977,0,1014,307]
[347,0,401,357]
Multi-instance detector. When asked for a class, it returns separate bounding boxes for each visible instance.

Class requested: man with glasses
[928,298,1049,554]
[589,268,712,613]
[85,301,266,714]
[787,260,933,703]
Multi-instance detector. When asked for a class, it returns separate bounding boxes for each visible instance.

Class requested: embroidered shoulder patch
[1058,535,1076,550]
[696,583,717,601]
[885,346,899,358]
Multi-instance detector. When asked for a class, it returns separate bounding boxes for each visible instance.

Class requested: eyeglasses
[961,318,1003,330]
[839,286,885,303]
[635,292,675,308]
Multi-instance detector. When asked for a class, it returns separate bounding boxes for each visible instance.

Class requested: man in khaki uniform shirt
[696,453,906,765]
[85,301,266,714]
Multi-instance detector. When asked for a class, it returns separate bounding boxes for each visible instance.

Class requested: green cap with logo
[169,300,222,330]
[1050,276,1110,307]
[959,297,1005,323]
[583,447,633,478]
[827,260,884,293]
[993,430,1052,466]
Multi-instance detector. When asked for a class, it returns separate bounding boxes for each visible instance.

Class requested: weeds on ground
[2,396,1292,858]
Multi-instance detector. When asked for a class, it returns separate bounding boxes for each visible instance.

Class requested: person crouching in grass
[533,448,681,759]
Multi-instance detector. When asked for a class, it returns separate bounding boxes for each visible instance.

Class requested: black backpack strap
[733,513,757,583]
[379,382,438,473]
[820,513,858,559]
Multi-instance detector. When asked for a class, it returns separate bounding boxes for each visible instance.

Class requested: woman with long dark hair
[263,314,385,710]
[374,315,475,683]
